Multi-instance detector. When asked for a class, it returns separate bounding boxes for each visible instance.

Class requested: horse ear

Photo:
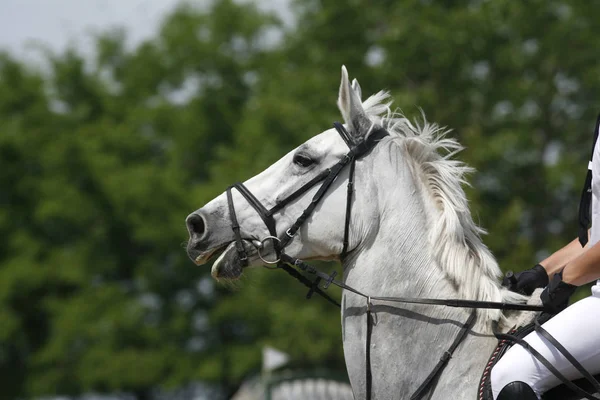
[337,66,371,139]
[351,78,362,100]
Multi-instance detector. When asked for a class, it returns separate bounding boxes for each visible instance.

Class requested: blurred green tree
[0,1,289,399]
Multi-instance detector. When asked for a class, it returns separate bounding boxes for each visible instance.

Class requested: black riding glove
[540,270,578,315]
[502,264,549,296]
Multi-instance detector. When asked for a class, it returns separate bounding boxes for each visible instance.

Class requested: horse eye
[293,154,314,168]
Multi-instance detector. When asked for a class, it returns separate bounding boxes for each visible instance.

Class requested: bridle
[226,122,389,267]
[224,122,547,400]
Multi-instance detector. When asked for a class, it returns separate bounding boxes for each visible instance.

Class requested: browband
[332,122,389,156]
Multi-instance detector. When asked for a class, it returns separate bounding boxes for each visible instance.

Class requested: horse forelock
[361,92,527,328]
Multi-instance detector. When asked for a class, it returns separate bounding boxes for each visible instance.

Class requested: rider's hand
[502,264,549,296]
[540,270,578,315]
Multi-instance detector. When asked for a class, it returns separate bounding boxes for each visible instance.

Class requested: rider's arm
[539,232,590,277]
[562,239,600,286]
[503,230,591,295]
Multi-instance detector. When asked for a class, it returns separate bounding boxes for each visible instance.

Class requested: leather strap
[334,121,354,147]
[226,187,249,267]
[534,319,600,393]
[276,262,340,307]
[366,301,374,400]
[494,330,598,400]
[410,312,477,400]
[341,158,356,258]
[268,169,330,214]
[280,254,545,312]
[279,159,351,248]
[227,183,280,264]
[231,182,277,237]
[279,124,388,250]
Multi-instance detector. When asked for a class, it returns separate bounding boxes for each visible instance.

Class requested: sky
[0,0,291,61]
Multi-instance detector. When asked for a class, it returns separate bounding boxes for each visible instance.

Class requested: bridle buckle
[323,270,337,289]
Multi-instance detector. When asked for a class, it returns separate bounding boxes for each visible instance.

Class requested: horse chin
[211,241,251,280]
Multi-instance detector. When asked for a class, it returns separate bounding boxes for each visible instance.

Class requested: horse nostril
[186,213,206,239]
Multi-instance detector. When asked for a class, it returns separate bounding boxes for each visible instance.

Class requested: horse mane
[362,91,527,325]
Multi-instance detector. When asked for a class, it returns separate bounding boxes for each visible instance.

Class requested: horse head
[186,66,386,280]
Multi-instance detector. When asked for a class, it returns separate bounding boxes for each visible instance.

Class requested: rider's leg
[491,283,600,399]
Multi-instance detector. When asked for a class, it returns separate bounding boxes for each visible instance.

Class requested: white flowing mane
[362,91,526,325]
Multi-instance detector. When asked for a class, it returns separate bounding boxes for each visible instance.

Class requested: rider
[490,118,600,399]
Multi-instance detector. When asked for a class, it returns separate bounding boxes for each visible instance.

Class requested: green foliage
[2,0,600,399]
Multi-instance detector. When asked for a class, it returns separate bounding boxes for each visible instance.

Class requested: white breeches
[491,283,600,399]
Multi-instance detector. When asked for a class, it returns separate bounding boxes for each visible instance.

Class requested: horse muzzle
[185,211,266,279]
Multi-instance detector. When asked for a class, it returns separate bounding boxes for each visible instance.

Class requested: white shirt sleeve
[589,133,600,246]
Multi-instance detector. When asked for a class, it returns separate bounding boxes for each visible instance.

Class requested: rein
[225,122,546,400]
[279,254,545,312]
[279,251,548,400]
[276,254,546,400]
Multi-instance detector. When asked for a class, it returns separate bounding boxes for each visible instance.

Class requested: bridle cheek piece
[225,122,389,267]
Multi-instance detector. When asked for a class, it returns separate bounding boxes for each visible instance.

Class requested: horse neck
[344,141,475,307]
[340,143,503,399]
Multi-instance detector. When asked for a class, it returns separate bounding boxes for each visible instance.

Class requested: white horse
[186,67,565,399]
